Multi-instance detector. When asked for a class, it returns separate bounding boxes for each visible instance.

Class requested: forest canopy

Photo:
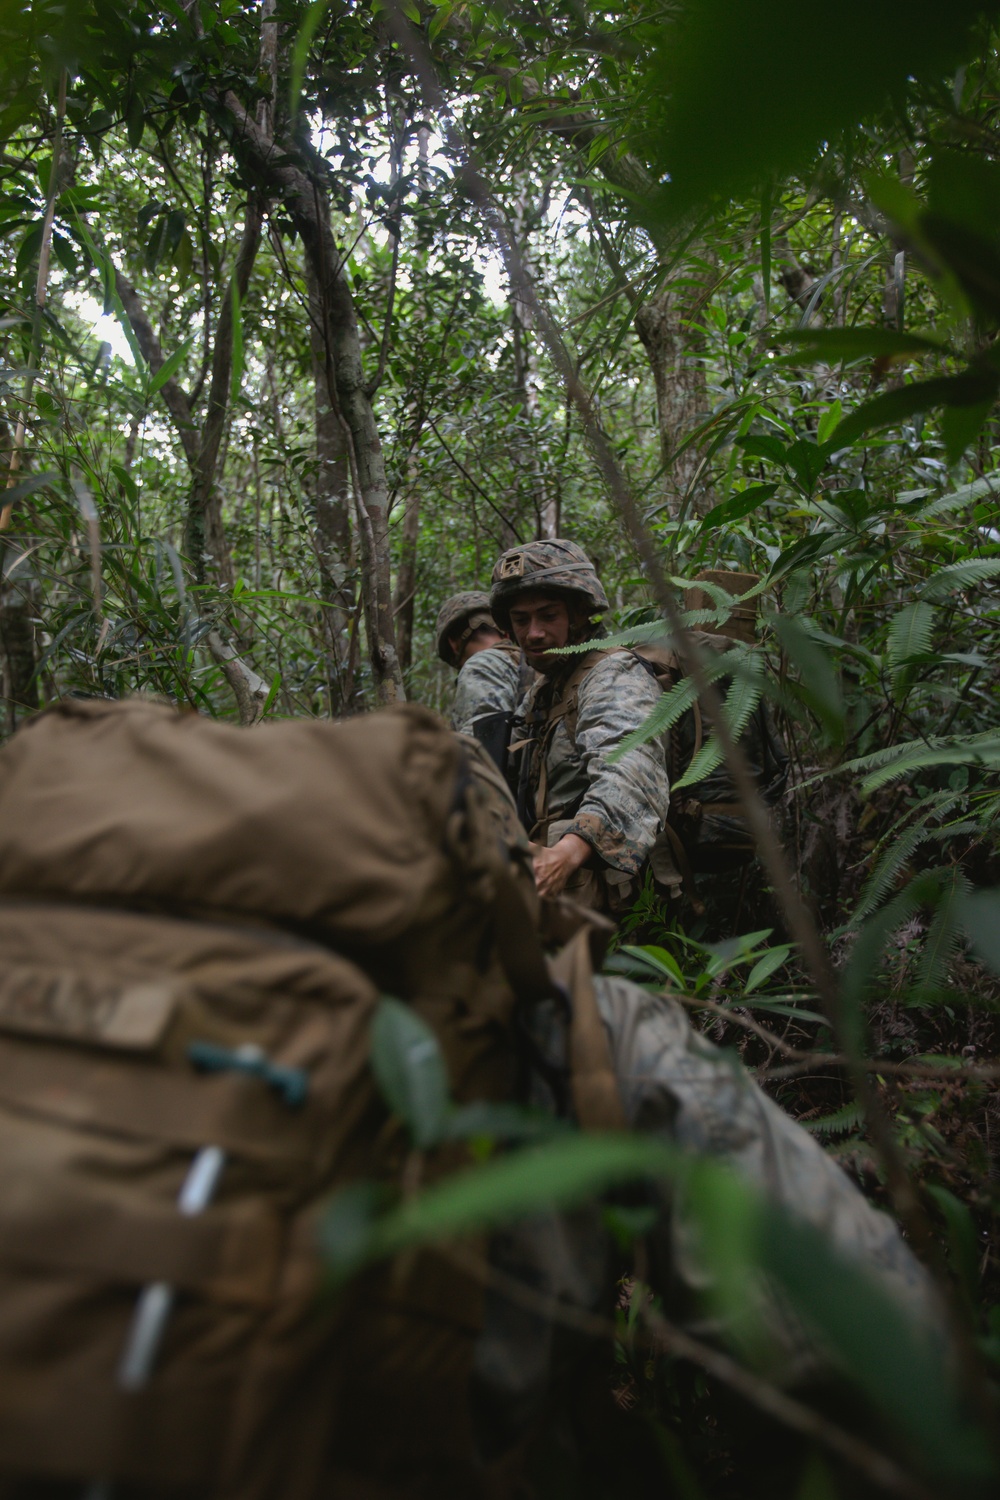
[3,2,1000,1494]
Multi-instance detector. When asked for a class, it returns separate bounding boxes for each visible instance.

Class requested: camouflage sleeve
[563,654,669,874]
[450,648,521,735]
[593,976,948,1376]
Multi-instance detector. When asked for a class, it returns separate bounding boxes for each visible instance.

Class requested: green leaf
[0,470,57,512]
[428,4,453,41]
[801,1102,865,1137]
[72,212,147,370]
[148,337,191,396]
[851,821,933,926]
[698,483,777,533]
[913,871,969,1001]
[925,1184,980,1306]
[288,0,329,118]
[609,671,703,759]
[941,397,995,463]
[615,943,686,986]
[370,997,451,1150]
[859,737,1000,795]
[832,370,1000,448]
[958,888,1000,976]
[769,614,844,742]
[744,945,791,993]
[322,1133,678,1283]
[912,474,1000,519]
[759,181,771,313]
[644,0,993,219]
[125,90,145,149]
[920,558,1000,601]
[816,400,843,445]
[782,328,949,362]
[759,1201,993,1481]
[767,530,845,584]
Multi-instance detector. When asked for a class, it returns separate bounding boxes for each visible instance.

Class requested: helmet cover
[435,591,500,666]
[490,539,609,630]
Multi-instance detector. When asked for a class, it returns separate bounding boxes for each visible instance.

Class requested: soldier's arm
[563,654,669,874]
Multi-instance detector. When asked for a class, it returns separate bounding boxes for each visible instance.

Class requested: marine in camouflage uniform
[436,592,532,768]
[491,540,668,912]
[475,971,948,1485]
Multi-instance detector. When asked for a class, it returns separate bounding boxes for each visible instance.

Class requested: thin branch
[426,415,524,541]
[443,1241,929,1500]
[114,267,199,467]
[641,1304,932,1500]
[365,223,400,398]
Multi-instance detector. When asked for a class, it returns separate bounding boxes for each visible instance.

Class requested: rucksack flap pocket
[0,963,179,1052]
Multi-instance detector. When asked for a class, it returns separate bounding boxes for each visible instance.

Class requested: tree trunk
[305,254,357,712]
[114,259,267,724]
[185,194,263,587]
[0,533,40,733]
[509,182,555,538]
[635,283,712,519]
[216,91,404,704]
[393,487,420,675]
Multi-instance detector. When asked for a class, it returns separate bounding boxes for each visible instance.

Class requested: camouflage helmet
[490,539,609,631]
[435,591,501,666]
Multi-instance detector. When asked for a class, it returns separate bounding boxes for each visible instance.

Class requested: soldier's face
[508,593,571,666]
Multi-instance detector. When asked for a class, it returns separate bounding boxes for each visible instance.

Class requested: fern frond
[912,475,1000,520]
[886,601,936,673]
[673,659,765,790]
[803,1102,866,1136]
[861,737,1000,794]
[611,674,703,757]
[913,873,971,1001]
[920,559,1000,601]
[851,823,933,926]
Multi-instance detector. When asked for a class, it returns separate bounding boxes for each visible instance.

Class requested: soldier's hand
[532,833,591,898]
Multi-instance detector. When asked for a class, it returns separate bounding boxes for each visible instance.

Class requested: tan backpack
[0,698,618,1499]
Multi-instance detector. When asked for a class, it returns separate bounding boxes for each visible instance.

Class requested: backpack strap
[532,649,622,828]
[548,926,626,1131]
[489,859,624,1132]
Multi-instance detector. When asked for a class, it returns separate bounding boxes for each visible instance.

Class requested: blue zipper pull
[187,1041,308,1109]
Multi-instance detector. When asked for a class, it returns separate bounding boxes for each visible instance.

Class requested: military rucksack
[0,697,619,1500]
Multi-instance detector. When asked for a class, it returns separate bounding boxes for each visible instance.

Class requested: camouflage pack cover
[490,540,610,630]
[435,591,497,666]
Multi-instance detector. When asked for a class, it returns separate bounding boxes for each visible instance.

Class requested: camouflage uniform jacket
[474,975,947,1447]
[450,643,524,736]
[517,651,669,876]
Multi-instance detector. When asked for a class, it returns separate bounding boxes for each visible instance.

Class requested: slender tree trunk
[0,531,40,732]
[393,486,420,675]
[509,182,555,538]
[114,260,267,725]
[305,254,356,711]
[635,283,712,519]
[185,194,263,586]
[216,91,404,703]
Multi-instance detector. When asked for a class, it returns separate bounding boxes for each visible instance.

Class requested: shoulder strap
[532,649,615,824]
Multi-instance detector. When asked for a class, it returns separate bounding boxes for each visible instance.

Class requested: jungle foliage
[2,1,1000,1495]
